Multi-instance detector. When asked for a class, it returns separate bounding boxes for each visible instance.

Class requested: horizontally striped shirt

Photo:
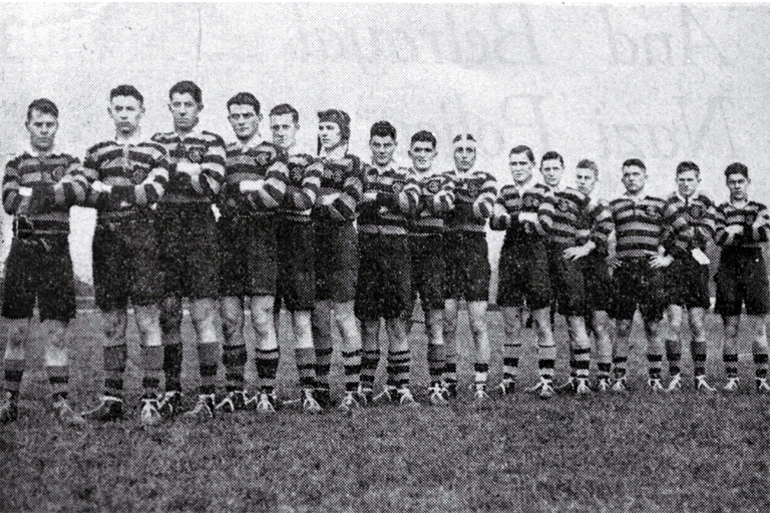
[3,149,88,235]
[151,130,226,204]
[358,163,420,235]
[444,169,496,233]
[664,192,717,250]
[220,140,289,218]
[549,186,590,246]
[608,193,693,259]
[276,152,323,223]
[82,138,170,219]
[578,198,614,255]
[715,200,769,248]
[408,169,455,235]
[490,180,554,241]
[314,153,365,223]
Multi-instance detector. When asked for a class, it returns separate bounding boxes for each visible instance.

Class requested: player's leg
[609,261,637,392]
[1,318,30,424]
[218,296,249,412]
[500,306,523,394]
[133,304,164,424]
[715,257,742,391]
[721,315,741,391]
[385,317,417,406]
[159,295,184,410]
[748,315,769,392]
[643,317,665,392]
[553,254,590,394]
[567,316,592,395]
[590,310,614,391]
[527,306,556,398]
[355,233,382,403]
[468,301,491,402]
[334,300,363,406]
[311,299,334,407]
[526,243,556,399]
[688,307,714,391]
[360,319,381,401]
[292,310,322,412]
[744,253,770,393]
[664,303,685,391]
[662,258,685,391]
[643,263,668,392]
[251,295,280,412]
[184,297,219,418]
[463,232,492,403]
[442,298,460,397]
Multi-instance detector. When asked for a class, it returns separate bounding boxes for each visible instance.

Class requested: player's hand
[751,214,770,231]
[176,161,201,180]
[320,193,340,206]
[649,253,674,269]
[563,244,591,261]
[725,225,744,236]
[363,191,378,202]
[91,181,113,195]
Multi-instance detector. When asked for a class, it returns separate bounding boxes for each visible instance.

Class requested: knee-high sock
[104,345,127,399]
[666,338,682,376]
[4,358,24,401]
[141,346,164,397]
[538,345,556,380]
[387,349,411,389]
[222,344,247,392]
[197,344,219,396]
[256,348,280,394]
[164,344,183,393]
[342,349,362,392]
[691,339,707,377]
[427,344,446,385]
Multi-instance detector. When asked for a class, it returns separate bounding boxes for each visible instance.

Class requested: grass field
[1,309,769,512]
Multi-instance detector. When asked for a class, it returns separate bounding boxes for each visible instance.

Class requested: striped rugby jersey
[358,163,420,235]
[220,140,289,217]
[151,130,226,204]
[664,192,717,250]
[443,169,496,233]
[82,138,170,218]
[548,186,590,246]
[578,198,614,255]
[408,169,455,235]
[715,200,769,248]
[490,180,554,240]
[608,193,693,259]
[3,149,88,235]
[276,153,323,222]
[314,153,365,223]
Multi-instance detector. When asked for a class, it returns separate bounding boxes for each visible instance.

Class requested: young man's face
[575,167,598,196]
[540,158,564,188]
[454,143,476,172]
[621,165,646,194]
[169,92,202,132]
[409,141,437,172]
[26,109,58,152]
[108,95,144,136]
[726,173,749,202]
[228,104,261,142]
[370,135,396,167]
[318,121,343,152]
[270,113,299,149]
[509,151,534,185]
[676,169,700,198]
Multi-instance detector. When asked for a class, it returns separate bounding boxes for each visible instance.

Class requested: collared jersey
[715,200,769,248]
[490,181,554,241]
[443,169,496,233]
[579,198,614,255]
[151,130,226,204]
[664,192,717,250]
[548,186,590,246]
[314,153,365,223]
[358,163,420,235]
[277,152,323,222]
[408,169,455,235]
[220,140,289,217]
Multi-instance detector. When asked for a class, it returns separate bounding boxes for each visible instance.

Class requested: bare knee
[616,320,633,339]
[6,319,30,347]
[102,310,128,343]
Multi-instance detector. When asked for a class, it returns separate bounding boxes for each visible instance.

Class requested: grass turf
[0,310,769,512]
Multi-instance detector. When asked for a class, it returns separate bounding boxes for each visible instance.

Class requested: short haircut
[370,120,396,141]
[509,145,535,164]
[227,92,260,115]
[169,80,202,104]
[110,84,143,105]
[541,150,564,167]
[577,159,599,176]
[270,103,299,123]
[622,158,646,171]
[453,133,476,144]
[318,109,351,141]
[676,161,700,176]
[724,162,749,179]
[410,130,437,149]
[27,98,58,121]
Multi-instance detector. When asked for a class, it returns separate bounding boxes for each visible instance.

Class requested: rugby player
[79,86,170,424]
[356,122,420,406]
[607,159,693,392]
[312,109,365,410]
[663,162,718,392]
[152,81,227,418]
[270,103,324,413]
[0,99,89,426]
[216,93,289,413]
[443,134,497,402]
[714,163,770,392]
[405,130,455,405]
[490,146,556,399]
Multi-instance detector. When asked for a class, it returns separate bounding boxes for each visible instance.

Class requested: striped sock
[295,348,317,389]
[647,354,663,379]
[46,365,69,401]
[538,345,556,380]
[388,349,410,389]
[104,345,127,399]
[724,353,738,378]
[360,349,380,389]
[474,362,489,388]
[568,346,577,379]
[256,348,280,394]
[597,362,612,381]
[443,351,458,387]
[666,338,682,376]
[612,356,628,380]
[222,344,247,392]
[691,340,707,377]
[427,344,446,385]
[197,344,219,396]
[754,353,768,379]
[163,344,183,393]
[574,347,591,379]
[141,346,164,397]
[342,349,362,392]
[314,347,333,391]
[3,358,24,401]
[502,342,521,381]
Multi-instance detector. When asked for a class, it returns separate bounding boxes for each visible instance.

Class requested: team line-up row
[1,80,769,427]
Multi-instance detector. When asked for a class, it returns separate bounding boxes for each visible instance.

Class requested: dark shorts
[610,258,666,322]
[219,213,278,298]
[445,231,490,302]
[547,244,586,317]
[314,220,358,303]
[664,256,711,310]
[157,204,220,299]
[715,248,770,316]
[582,253,612,315]
[355,233,411,320]
[92,217,165,311]
[409,234,445,312]
[2,235,76,322]
[275,219,315,312]
[496,235,551,310]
